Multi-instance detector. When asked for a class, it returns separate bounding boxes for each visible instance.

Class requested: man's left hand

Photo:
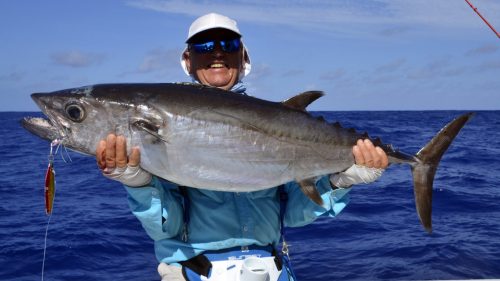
[329,139,388,188]
[353,139,388,169]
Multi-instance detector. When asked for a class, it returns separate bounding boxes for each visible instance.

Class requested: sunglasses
[189,38,241,54]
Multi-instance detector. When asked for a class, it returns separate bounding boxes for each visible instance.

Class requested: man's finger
[364,139,381,168]
[353,139,365,165]
[128,147,141,167]
[376,146,389,168]
[105,134,117,169]
[115,135,127,168]
[359,139,374,167]
[96,140,106,170]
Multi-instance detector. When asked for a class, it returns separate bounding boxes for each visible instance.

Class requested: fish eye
[65,103,86,122]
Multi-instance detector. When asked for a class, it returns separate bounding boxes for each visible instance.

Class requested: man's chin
[204,78,237,90]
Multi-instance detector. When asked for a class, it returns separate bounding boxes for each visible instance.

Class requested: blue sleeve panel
[125,176,184,241]
[283,175,351,227]
[123,175,351,264]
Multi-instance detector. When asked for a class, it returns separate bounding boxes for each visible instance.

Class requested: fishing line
[53,139,72,163]
[61,145,72,163]
[41,193,55,281]
[41,139,60,281]
[57,144,72,163]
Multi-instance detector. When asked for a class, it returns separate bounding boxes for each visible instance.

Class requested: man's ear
[243,48,250,65]
[183,51,192,73]
[240,47,251,77]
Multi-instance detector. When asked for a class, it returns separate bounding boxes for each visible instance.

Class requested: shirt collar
[190,79,247,95]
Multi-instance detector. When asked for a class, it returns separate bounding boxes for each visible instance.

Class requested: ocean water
[1,111,499,281]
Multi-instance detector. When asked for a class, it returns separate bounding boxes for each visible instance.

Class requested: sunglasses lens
[191,39,241,54]
[220,39,241,53]
[192,41,215,53]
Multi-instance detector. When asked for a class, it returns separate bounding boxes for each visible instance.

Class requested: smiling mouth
[208,63,227,69]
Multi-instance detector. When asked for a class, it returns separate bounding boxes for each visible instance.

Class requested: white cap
[180,13,252,79]
[186,13,241,43]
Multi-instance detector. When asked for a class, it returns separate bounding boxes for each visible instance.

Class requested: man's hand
[330,139,388,188]
[353,139,388,169]
[96,134,151,187]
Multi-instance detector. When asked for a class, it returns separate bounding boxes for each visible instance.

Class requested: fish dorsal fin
[282,91,324,111]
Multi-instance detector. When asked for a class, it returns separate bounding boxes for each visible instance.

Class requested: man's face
[184,29,243,90]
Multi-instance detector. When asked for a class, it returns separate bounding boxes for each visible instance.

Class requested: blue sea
[1,111,499,281]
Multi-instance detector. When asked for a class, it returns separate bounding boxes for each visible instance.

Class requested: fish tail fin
[411,112,474,233]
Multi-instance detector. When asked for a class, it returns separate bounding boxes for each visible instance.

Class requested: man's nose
[212,43,224,58]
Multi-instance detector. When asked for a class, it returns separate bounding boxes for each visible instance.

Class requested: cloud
[477,59,500,71]
[0,71,24,81]
[50,50,105,68]
[281,69,304,77]
[127,0,500,37]
[407,57,450,80]
[375,58,406,73]
[379,26,412,37]
[246,63,272,81]
[320,68,346,81]
[406,56,469,80]
[137,48,180,73]
[465,44,499,56]
[368,74,400,85]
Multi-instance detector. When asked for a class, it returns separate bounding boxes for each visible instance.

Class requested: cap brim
[186,28,241,43]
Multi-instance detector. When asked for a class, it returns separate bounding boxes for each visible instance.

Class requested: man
[96,13,388,281]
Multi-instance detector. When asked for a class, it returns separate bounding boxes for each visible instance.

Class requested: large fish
[22,83,472,232]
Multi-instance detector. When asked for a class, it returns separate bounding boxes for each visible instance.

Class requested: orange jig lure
[44,139,61,215]
[44,162,55,215]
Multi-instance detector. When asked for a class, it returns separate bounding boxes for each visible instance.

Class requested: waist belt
[180,245,283,279]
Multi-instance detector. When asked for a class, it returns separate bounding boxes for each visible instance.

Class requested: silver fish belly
[140,112,353,192]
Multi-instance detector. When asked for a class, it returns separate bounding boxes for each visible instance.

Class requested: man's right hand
[96,134,152,187]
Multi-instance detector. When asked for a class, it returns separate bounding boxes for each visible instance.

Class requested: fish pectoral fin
[132,119,169,143]
[298,178,324,205]
[282,91,324,112]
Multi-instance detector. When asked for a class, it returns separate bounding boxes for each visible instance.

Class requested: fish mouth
[22,92,68,142]
[21,116,61,142]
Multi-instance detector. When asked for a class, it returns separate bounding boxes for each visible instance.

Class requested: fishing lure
[44,139,60,215]
[44,161,55,215]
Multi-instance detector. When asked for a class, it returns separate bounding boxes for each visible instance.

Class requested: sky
[1,0,499,111]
